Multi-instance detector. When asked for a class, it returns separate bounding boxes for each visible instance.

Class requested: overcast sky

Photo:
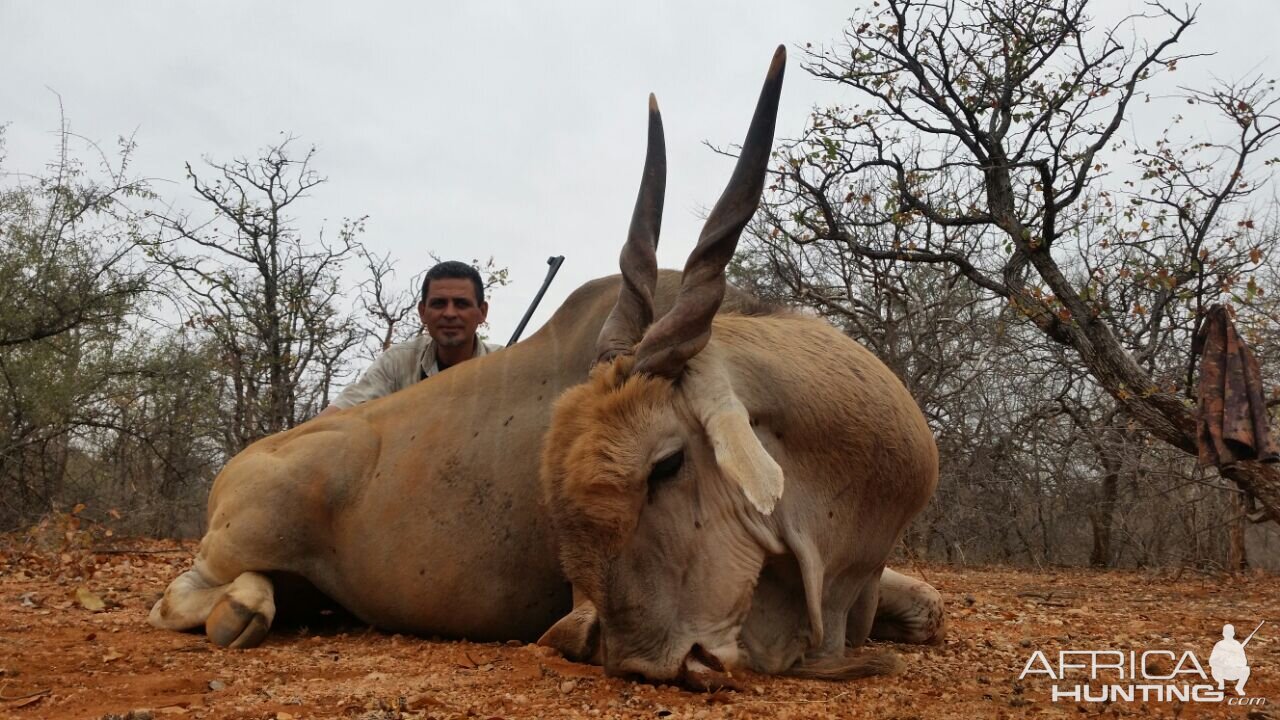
[4,1,1280,353]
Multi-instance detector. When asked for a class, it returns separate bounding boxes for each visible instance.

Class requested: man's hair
[421,261,485,305]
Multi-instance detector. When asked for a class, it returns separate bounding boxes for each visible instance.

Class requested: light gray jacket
[330,335,501,409]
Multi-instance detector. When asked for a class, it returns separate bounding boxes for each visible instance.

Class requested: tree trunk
[1089,469,1119,568]
[1220,462,1280,525]
[1228,491,1249,572]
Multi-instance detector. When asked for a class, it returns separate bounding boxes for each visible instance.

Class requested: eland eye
[647,450,685,486]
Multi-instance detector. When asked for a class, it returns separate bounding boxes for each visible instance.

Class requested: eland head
[540,46,941,688]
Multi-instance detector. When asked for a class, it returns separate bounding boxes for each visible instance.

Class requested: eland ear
[703,400,785,515]
[537,598,602,664]
[683,353,784,514]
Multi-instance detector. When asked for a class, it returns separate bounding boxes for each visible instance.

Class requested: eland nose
[609,645,739,692]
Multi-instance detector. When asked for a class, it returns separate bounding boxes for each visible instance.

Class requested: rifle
[507,256,565,347]
[1242,620,1265,648]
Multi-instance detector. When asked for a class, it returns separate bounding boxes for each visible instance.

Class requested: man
[319,261,500,416]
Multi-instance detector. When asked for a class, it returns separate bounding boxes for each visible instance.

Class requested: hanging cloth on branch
[1193,304,1279,467]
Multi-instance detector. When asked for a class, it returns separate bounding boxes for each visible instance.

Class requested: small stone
[559,680,577,694]
[404,693,443,711]
[512,694,530,705]
[208,680,226,692]
[506,639,523,647]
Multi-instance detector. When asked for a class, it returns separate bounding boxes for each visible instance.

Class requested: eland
[150,47,944,685]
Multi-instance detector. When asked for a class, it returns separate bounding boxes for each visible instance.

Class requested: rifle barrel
[1242,620,1265,647]
[507,256,565,347]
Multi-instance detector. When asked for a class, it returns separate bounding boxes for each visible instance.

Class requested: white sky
[4,1,1279,352]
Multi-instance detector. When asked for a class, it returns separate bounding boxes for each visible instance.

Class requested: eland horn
[632,46,786,379]
[596,94,667,364]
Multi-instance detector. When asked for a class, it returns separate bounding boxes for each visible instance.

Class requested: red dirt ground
[1,534,1277,720]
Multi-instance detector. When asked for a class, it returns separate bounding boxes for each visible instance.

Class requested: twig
[457,650,496,669]
[1016,591,1074,607]
[92,548,188,555]
[0,686,51,702]
[903,543,932,585]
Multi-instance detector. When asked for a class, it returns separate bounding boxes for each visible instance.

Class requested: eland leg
[149,420,366,648]
[149,508,287,649]
[203,571,275,648]
[845,569,881,647]
[869,567,945,645]
[149,558,277,649]
[148,564,229,631]
[791,571,906,680]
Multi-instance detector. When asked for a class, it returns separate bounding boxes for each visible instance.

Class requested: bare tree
[0,116,153,348]
[149,138,362,452]
[0,118,156,526]
[763,0,1280,521]
[356,247,420,356]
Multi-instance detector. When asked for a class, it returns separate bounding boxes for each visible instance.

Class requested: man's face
[418,278,488,349]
